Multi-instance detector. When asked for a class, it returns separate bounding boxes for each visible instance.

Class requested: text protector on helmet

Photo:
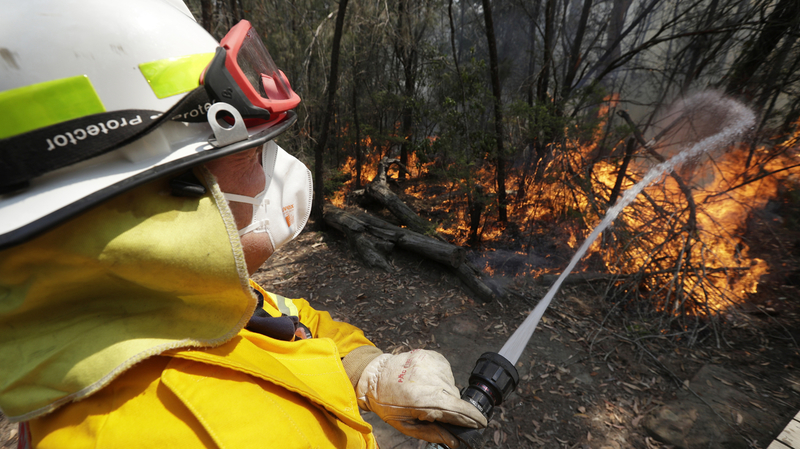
[0,0,308,250]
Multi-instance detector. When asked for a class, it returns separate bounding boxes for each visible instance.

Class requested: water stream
[498,97,755,365]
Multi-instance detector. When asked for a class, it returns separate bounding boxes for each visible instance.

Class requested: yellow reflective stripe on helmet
[139,52,215,99]
[0,75,105,140]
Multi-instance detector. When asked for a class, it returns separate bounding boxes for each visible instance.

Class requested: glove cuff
[341,345,384,388]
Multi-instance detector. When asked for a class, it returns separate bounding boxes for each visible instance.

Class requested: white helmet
[0,0,301,249]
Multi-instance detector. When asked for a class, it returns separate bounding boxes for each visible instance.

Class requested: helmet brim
[0,111,296,250]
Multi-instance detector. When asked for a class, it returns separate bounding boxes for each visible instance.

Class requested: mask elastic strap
[223,192,267,206]
[237,220,268,236]
[222,192,270,236]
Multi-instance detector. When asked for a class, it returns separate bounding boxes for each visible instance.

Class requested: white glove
[356,349,487,448]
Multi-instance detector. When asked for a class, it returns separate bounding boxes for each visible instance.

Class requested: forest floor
[2,210,800,449]
[248,222,800,449]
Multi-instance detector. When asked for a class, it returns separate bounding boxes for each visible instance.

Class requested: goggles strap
[0,87,215,194]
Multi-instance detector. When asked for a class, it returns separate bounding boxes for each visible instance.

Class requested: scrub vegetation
[183,0,800,340]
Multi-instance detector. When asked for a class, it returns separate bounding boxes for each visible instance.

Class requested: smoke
[645,90,755,187]
[469,249,552,295]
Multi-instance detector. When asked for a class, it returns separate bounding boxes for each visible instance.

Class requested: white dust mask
[222,141,312,251]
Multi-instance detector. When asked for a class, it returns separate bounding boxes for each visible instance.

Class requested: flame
[330,100,800,317]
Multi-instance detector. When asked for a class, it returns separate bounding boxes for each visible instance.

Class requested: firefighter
[0,1,486,447]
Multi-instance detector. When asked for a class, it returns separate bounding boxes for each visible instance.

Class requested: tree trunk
[537,0,555,105]
[352,60,363,190]
[481,0,508,223]
[580,0,656,87]
[680,0,719,94]
[532,0,556,179]
[448,0,461,77]
[562,0,594,100]
[467,186,485,247]
[395,0,420,180]
[603,0,634,83]
[525,2,540,107]
[200,0,214,35]
[312,0,350,226]
[228,0,242,23]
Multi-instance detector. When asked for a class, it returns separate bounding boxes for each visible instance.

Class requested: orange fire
[332,99,800,316]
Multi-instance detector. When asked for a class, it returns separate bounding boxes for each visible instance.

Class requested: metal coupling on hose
[426,352,519,449]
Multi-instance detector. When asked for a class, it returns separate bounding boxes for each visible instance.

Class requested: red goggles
[201,20,300,120]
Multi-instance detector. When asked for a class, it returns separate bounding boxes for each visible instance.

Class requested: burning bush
[333,91,800,342]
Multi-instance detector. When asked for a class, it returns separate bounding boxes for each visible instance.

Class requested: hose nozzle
[461,352,519,420]
[428,352,519,449]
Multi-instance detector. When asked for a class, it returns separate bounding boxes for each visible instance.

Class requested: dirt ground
[2,225,799,449]
[250,227,800,449]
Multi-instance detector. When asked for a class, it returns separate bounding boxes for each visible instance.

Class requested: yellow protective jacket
[0,169,377,448]
[29,284,378,448]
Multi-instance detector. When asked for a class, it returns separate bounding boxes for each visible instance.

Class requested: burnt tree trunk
[602,0,633,83]
[324,206,395,272]
[395,0,424,180]
[348,209,465,268]
[481,0,507,223]
[312,0,349,226]
[533,0,556,178]
[352,58,363,190]
[228,0,242,23]
[467,186,485,247]
[561,0,594,100]
[343,158,506,302]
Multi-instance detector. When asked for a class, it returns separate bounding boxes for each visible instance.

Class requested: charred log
[454,262,501,303]
[324,205,463,268]
[364,158,445,241]
[323,204,501,302]
[324,205,394,272]
[336,157,506,302]
[349,210,465,268]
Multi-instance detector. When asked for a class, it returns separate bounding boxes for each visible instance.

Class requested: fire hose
[424,231,580,449]
[424,280,558,449]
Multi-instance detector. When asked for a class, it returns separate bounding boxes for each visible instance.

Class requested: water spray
[426,96,755,449]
